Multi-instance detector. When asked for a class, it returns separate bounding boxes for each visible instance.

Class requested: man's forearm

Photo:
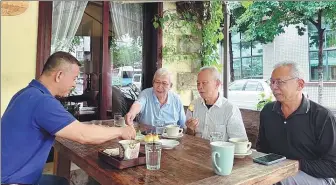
[300,159,336,178]
[129,102,141,115]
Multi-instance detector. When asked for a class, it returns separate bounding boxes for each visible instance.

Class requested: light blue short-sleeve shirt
[136,88,186,127]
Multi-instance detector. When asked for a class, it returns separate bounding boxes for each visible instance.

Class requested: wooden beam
[35,1,52,78]
[99,1,111,120]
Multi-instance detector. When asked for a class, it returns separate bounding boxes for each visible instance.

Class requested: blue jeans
[36,174,69,185]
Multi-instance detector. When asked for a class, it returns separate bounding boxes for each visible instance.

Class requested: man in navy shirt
[257,62,336,185]
[1,51,136,185]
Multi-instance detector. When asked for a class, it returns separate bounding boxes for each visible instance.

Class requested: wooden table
[53,124,299,185]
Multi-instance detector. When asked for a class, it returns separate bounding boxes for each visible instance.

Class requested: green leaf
[153,22,159,29]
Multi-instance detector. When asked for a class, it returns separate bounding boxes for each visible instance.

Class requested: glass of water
[209,132,224,142]
[114,113,122,127]
[145,142,162,170]
[155,120,165,135]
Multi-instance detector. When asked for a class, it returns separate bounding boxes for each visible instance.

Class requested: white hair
[274,61,304,79]
[153,68,172,83]
[199,66,221,81]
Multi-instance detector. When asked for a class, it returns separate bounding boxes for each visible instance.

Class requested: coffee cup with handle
[228,138,252,154]
[163,125,183,137]
[210,141,235,176]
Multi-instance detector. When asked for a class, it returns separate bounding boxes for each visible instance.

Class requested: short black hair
[42,51,81,74]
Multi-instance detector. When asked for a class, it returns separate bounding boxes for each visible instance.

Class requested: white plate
[234,150,252,159]
[161,133,183,139]
[159,139,179,149]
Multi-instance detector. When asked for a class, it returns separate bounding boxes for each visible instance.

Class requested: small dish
[161,133,183,139]
[234,150,252,159]
[159,139,179,149]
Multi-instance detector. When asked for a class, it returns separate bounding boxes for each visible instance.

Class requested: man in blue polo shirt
[1,51,136,185]
[125,68,186,128]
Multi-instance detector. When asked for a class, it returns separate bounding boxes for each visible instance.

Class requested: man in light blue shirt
[125,68,186,127]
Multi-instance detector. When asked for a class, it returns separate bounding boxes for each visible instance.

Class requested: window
[244,81,259,91]
[308,22,336,81]
[231,33,263,80]
[229,80,246,91]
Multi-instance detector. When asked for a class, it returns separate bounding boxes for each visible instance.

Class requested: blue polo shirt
[136,88,186,127]
[1,80,76,184]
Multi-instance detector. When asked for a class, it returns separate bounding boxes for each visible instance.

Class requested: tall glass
[114,113,123,127]
[155,120,165,135]
[209,131,224,142]
[145,142,162,170]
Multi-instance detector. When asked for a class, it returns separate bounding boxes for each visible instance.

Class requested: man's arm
[226,105,248,139]
[55,120,136,145]
[256,108,271,153]
[125,90,148,125]
[299,113,336,178]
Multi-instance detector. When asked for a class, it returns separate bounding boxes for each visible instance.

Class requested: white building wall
[262,25,336,109]
[263,24,309,80]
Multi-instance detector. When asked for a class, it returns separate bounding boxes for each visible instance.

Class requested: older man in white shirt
[185,66,248,141]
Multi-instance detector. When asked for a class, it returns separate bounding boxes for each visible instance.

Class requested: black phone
[253,153,286,165]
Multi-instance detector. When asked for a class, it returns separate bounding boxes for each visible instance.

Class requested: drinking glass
[155,120,165,135]
[114,113,123,127]
[145,142,162,170]
[209,132,224,142]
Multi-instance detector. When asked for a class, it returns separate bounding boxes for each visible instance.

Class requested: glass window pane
[308,33,318,50]
[326,31,336,49]
[232,43,240,58]
[252,42,263,56]
[229,80,246,91]
[233,59,242,80]
[242,58,252,79]
[244,81,259,91]
[251,57,263,78]
[310,52,327,81]
[327,50,336,80]
[241,42,251,57]
[231,32,240,43]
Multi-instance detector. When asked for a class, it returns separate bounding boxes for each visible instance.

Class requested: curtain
[51,1,88,54]
[109,2,143,40]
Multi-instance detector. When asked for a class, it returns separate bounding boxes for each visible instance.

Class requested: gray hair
[199,66,221,81]
[274,61,304,79]
[153,68,172,83]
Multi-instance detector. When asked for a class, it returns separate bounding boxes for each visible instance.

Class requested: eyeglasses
[154,80,170,87]
[269,77,298,87]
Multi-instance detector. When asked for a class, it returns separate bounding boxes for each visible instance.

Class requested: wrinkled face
[270,66,304,102]
[153,75,171,97]
[197,70,220,100]
[55,64,80,97]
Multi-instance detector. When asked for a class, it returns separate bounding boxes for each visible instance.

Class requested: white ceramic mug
[228,138,252,154]
[163,125,183,137]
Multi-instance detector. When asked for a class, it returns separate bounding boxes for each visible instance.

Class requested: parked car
[228,79,309,111]
[132,73,142,90]
[228,79,274,111]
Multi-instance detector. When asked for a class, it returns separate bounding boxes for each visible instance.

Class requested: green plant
[256,92,273,111]
[153,1,224,69]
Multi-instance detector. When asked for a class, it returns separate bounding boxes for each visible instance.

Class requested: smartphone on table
[253,153,286,165]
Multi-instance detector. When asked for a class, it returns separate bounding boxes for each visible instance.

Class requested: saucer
[234,150,252,159]
[161,133,183,139]
[159,139,179,149]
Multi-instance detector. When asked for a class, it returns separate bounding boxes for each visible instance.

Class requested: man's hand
[125,112,136,126]
[119,125,136,140]
[186,118,199,131]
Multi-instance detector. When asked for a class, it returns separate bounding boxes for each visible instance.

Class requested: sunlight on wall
[1,2,38,115]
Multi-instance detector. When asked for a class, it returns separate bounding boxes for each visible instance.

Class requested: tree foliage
[232,1,336,103]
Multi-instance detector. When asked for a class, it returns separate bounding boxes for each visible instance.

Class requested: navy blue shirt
[1,80,76,184]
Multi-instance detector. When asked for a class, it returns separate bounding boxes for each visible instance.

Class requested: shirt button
[284,121,287,124]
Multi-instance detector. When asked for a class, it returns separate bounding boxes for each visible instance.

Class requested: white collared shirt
[186,95,248,141]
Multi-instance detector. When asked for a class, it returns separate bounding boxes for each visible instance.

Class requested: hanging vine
[153,1,224,69]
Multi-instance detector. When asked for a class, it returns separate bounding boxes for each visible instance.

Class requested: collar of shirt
[152,89,172,106]
[28,79,52,95]
[200,93,227,108]
[272,94,311,116]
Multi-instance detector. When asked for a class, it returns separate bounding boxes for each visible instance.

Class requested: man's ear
[297,79,305,90]
[55,71,63,83]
